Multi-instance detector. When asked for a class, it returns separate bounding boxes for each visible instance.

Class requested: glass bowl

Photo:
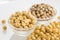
[8,21,37,36]
[8,12,37,36]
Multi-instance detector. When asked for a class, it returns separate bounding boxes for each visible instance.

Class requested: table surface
[0,0,60,40]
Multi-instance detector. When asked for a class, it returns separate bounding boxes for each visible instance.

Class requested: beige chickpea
[41,28,45,33]
[31,20,36,25]
[24,26,29,30]
[17,16,23,20]
[37,13,40,18]
[46,33,50,36]
[34,29,40,34]
[39,32,44,36]
[23,19,31,25]
[21,22,26,27]
[14,23,21,28]
[35,34,39,38]
[28,24,33,28]
[40,26,46,33]
[3,26,7,31]
[2,19,6,24]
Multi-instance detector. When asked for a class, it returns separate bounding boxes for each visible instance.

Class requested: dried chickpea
[3,26,7,31]
[2,19,6,24]
[17,16,23,20]
[28,24,33,28]
[23,16,27,19]
[21,22,26,27]
[9,11,37,30]
[14,23,21,28]
[34,29,40,34]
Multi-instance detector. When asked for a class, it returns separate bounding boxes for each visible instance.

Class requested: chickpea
[15,19,20,23]
[2,19,6,24]
[35,34,39,38]
[14,23,21,28]
[34,29,40,34]
[3,26,7,31]
[17,16,23,20]
[28,24,33,28]
[21,22,26,28]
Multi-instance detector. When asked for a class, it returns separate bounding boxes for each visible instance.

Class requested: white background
[0,0,60,40]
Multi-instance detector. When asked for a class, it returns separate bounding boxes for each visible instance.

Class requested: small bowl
[8,20,37,36]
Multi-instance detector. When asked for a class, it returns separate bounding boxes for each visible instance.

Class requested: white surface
[0,0,60,40]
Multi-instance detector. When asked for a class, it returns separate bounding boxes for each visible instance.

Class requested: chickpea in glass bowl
[9,11,37,36]
[9,11,37,31]
[30,3,56,21]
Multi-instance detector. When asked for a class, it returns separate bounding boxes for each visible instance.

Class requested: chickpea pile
[27,21,60,40]
[9,11,37,30]
[30,3,55,20]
